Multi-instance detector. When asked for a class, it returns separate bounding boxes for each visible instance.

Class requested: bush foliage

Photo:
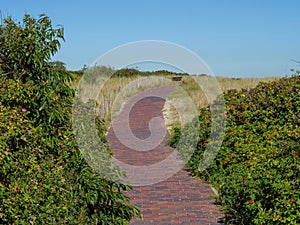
[170,76,300,224]
[0,14,139,224]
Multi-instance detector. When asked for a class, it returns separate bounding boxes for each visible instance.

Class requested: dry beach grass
[76,68,280,130]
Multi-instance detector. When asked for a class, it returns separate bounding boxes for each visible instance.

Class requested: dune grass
[163,75,280,130]
[74,67,280,129]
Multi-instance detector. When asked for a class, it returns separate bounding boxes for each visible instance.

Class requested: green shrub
[171,76,300,224]
[167,126,181,148]
[0,14,139,224]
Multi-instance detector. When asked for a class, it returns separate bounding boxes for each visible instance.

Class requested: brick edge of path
[107,86,224,225]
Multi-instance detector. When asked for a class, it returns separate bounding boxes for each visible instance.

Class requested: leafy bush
[0,14,139,224]
[171,76,300,224]
[167,126,182,148]
[112,68,140,78]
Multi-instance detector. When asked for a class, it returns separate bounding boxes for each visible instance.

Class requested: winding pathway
[107,86,224,224]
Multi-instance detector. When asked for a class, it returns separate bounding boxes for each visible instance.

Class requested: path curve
[107,86,224,224]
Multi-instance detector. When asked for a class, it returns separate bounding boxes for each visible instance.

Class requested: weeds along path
[107,86,224,225]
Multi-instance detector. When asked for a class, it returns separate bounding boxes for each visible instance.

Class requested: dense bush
[112,68,140,77]
[171,76,300,224]
[111,68,188,78]
[0,14,139,224]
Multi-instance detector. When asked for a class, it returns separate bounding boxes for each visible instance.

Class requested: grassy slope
[75,67,279,128]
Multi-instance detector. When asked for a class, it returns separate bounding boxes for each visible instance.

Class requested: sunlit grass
[74,68,280,129]
[163,75,280,131]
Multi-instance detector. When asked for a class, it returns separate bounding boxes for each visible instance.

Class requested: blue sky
[1,0,300,77]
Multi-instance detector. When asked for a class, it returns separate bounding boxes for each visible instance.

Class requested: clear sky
[1,0,300,77]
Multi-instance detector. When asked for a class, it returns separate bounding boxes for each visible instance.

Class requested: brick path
[107,86,224,224]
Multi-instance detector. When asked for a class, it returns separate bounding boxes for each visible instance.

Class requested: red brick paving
[107,86,224,224]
